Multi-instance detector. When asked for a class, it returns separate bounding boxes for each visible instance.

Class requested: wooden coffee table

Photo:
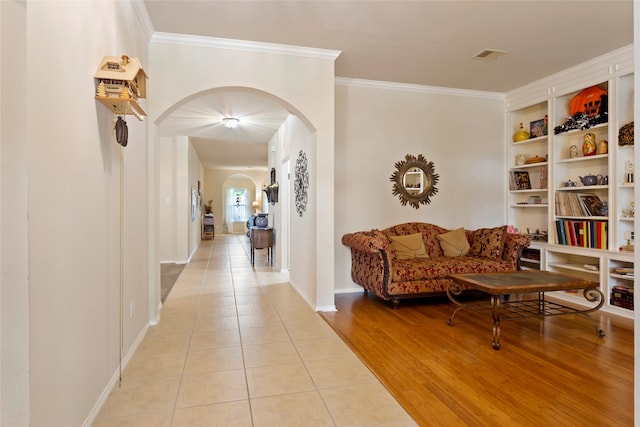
[447,270,605,350]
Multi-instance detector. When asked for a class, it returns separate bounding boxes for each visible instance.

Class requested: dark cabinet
[250,227,273,266]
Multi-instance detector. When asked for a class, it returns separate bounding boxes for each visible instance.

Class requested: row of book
[555,220,608,249]
[555,192,605,217]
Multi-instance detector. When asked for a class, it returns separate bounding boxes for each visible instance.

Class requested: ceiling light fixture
[223,117,239,128]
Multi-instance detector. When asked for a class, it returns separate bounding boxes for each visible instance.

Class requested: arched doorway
[150,79,333,318]
[221,174,257,235]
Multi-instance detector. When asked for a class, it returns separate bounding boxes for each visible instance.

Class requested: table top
[449,270,599,295]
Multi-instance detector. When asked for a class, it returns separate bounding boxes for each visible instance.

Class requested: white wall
[334,80,506,293]
[149,35,338,310]
[0,1,151,425]
[268,115,318,306]
[1,1,29,425]
[187,139,203,258]
[158,136,177,262]
[157,136,203,264]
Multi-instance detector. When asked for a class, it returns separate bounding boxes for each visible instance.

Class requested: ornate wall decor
[263,167,279,205]
[390,154,439,209]
[294,150,309,216]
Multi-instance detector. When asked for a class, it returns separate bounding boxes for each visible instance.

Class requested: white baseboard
[81,322,149,427]
[316,305,337,312]
[149,302,162,326]
[335,286,364,294]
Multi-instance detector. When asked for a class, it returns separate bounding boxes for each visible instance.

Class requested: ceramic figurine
[582,133,596,156]
[597,139,608,154]
[569,145,578,158]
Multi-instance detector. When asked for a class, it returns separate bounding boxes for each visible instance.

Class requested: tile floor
[93,234,417,427]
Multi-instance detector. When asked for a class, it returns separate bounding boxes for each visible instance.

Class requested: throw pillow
[389,233,429,260]
[437,228,470,257]
[469,226,507,260]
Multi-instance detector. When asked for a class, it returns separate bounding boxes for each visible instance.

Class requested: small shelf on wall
[95,96,147,119]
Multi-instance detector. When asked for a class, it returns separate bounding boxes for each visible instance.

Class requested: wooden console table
[250,227,273,266]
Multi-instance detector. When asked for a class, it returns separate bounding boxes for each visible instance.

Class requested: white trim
[335,76,505,100]
[150,303,162,326]
[506,44,634,110]
[150,32,342,60]
[315,305,337,312]
[334,286,365,295]
[130,0,154,41]
[81,322,150,427]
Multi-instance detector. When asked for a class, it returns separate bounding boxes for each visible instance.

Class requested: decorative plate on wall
[294,150,309,216]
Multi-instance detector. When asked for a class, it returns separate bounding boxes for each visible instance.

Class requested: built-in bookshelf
[506,45,634,318]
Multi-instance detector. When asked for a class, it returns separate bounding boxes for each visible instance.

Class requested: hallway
[93,234,416,426]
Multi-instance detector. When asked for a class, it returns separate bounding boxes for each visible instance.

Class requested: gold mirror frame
[390,154,439,209]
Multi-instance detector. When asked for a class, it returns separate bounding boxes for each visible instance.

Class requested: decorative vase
[597,139,608,154]
[255,213,268,228]
[582,133,596,156]
[513,123,530,142]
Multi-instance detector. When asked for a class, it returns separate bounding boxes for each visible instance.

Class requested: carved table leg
[491,295,501,350]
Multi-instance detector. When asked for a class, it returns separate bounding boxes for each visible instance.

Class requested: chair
[203,214,214,240]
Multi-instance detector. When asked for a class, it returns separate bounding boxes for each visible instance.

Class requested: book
[578,193,604,216]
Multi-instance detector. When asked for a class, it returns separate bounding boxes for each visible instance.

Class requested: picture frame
[514,171,531,190]
[191,189,197,221]
[530,118,545,138]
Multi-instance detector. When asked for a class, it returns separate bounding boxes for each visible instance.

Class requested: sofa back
[381,222,450,258]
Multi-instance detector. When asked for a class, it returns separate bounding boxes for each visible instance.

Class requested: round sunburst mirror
[390,154,439,209]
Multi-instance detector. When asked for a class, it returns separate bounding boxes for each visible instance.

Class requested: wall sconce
[263,167,279,205]
[94,54,147,121]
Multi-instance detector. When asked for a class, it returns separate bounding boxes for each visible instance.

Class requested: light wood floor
[320,291,633,427]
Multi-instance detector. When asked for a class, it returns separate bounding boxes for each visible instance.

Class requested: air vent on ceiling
[472,49,507,61]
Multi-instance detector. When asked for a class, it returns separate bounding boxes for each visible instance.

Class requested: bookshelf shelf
[506,47,634,318]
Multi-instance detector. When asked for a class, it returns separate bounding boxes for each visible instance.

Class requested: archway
[220,174,258,235]
[151,86,320,313]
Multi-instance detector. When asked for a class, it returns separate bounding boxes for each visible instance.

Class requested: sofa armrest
[342,230,393,299]
[502,233,532,269]
[342,230,390,254]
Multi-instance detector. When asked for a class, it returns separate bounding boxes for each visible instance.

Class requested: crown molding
[335,77,504,100]
[506,43,633,110]
[150,32,341,61]
[131,0,154,41]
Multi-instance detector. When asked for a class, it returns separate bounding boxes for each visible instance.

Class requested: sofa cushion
[437,228,470,257]
[383,222,448,257]
[469,226,507,260]
[390,256,513,283]
[389,233,429,260]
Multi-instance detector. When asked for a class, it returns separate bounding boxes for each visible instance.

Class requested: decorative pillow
[389,233,429,260]
[437,228,470,257]
[469,226,507,260]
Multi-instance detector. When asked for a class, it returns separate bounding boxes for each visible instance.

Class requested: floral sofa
[342,222,531,307]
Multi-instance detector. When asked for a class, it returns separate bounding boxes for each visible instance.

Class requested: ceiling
[144,0,634,169]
